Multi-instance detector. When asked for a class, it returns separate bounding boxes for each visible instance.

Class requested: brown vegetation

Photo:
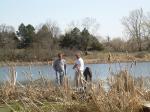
[0,66,150,112]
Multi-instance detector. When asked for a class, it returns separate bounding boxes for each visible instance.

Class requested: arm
[73,64,81,72]
[73,60,81,71]
[64,63,67,75]
[73,64,77,69]
[53,60,57,71]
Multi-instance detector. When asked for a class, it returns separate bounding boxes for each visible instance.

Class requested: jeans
[56,71,64,85]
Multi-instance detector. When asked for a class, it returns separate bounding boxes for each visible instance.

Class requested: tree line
[0,20,103,61]
[0,8,150,61]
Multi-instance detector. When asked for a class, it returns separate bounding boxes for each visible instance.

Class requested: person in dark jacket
[83,67,92,82]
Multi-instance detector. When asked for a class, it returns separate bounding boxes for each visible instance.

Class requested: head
[58,53,63,59]
[86,67,90,70]
[75,52,81,59]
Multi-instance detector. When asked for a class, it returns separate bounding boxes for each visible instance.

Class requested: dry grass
[0,52,150,66]
[83,51,150,64]
[0,63,150,112]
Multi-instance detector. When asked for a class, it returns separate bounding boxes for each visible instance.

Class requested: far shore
[0,52,150,66]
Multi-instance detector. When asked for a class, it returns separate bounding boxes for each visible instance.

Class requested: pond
[0,61,150,82]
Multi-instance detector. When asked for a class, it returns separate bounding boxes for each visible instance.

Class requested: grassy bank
[0,52,150,67]
[81,51,150,64]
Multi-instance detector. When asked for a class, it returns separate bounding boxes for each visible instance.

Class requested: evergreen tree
[17,23,35,48]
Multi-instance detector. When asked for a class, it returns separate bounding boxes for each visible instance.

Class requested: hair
[75,52,81,58]
[58,53,63,58]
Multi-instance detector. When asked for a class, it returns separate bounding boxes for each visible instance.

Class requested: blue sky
[0,0,150,38]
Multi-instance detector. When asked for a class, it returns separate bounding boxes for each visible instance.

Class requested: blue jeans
[56,71,64,85]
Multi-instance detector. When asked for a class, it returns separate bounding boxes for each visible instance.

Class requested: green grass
[0,102,95,112]
[0,106,11,112]
[0,102,24,112]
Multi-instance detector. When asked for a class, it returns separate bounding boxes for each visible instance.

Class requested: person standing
[83,67,92,82]
[53,53,66,86]
[73,53,84,89]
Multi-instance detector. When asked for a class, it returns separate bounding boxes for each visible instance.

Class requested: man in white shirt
[73,52,84,88]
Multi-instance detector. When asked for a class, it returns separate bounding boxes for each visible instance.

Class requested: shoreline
[0,58,150,67]
[0,52,150,66]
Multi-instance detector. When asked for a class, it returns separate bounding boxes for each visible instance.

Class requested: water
[0,61,150,82]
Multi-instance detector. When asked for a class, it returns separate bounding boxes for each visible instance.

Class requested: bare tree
[0,24,16,48]
[122,9,144,51]
[34,21,60,59]
[82,17,100,35]
[142,12,150,50]
[45,20,61,38]
[65,20,80,33]
[143,12,150,40]
[0,24,15,33]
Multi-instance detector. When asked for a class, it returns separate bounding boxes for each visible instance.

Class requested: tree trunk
[137,38,142,51]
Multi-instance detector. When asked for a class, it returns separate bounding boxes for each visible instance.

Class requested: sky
[0,0,150,38]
